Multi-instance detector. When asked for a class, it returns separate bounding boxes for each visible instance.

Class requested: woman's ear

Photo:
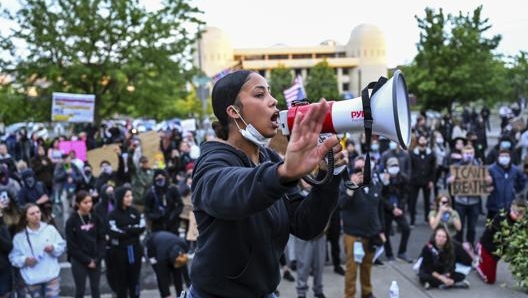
[226,105,241,120]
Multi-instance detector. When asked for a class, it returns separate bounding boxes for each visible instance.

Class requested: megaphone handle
[302,149,334,186]
[361,76,388,186]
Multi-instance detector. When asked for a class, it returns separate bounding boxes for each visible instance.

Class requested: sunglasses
[353,167,363,174]
[440,200,449,205]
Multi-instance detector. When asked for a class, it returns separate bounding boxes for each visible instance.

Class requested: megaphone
[278,70,411,150]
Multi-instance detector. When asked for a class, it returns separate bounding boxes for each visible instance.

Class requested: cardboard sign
[450,165,489,196]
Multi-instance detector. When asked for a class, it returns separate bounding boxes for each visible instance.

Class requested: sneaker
[314,293,326,298]
[454,279,470,289]
[373,259,384,266]
[397,253,413,263]
[424,282,430,290]
[334,265,345,276]
[283,270,295,282]
[290,260,297,271]
[386,256,396,262]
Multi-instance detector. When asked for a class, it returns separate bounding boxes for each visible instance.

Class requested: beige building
[197,24,387,98]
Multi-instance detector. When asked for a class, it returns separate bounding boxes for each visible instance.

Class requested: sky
[192,0,528,68]
[0,0,526,68]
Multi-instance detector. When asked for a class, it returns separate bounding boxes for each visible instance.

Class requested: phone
[0,192,9,205]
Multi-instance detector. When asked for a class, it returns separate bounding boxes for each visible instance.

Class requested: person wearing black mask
[143,169,183,233]
[107,186,145,298]
[409,134,436,226]
[93,184,117,294]
[17,169,53,224]
[78,164,98,203]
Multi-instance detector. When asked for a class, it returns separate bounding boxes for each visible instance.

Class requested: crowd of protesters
[0,122,200,298]
[0,101,527,298]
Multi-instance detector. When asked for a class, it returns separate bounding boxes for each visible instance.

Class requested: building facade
[197,24,387,98]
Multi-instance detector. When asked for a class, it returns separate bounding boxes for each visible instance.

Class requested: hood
[114,185,131,210]
[26,221,49,235]
[0,165,9,185]
[21,168,37,188]
[99,184,114,205]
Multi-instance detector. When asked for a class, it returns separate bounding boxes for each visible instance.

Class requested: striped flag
[283,75,306,108]
[212,68,231,83]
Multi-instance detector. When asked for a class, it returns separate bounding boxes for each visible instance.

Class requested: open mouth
[271,111,280,128]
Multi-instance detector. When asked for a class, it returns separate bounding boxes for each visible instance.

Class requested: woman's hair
[211,70,253,140]
[434,193,452,210]
[430,226,455,269]
[16,203,39,233]
[74,190,91,211]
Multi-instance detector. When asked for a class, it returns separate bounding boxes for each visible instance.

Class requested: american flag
[212,68,231,83]
[283,75,306,108]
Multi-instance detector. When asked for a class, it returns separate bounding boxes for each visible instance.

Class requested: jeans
[71,258,101,298]
[454,202,480,246]
[26,277,60,298]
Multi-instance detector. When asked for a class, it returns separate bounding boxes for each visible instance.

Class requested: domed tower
[346,24,387,96]
[197,26,234,77]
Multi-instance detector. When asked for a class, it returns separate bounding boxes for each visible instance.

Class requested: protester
[418,226,470,289]
[294,180,329,298]
[143,168,183,233]
[145,230,190,298]
[130,155,153,212]
[188,70,345,298]
[428,193,475,266]
[65,190,106,298]
[29,144,54,194]
[0,202,14,298]
[486,149,526,221]
[107,186,145,298]
[476,197,526,284]
[17,168,54,225]
[53,153,83,221]
[93,184,117,294]
[340,156,385,298]
[446,145,489,249]
[381,157,412,263]
[9,203,66,298]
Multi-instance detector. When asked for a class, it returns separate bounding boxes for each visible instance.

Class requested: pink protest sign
[59,140,87,161]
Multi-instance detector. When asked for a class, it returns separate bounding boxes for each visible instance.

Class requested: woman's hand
[278,99,340,182]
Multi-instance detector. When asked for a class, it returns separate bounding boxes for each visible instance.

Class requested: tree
[0,0,204,123]
[508,51,528,103]
[269,65,293,110]
[305,60,339,103]
[404,6,504,112]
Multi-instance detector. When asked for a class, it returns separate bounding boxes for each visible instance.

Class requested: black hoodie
[189,141,340,298]
[107,186,145,248]
[0,217,13,272]
[65,210,106,264]
[143,169,183,232]
[17,169,48,207]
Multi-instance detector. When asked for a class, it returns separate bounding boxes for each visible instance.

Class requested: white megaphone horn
[278,70,411,150]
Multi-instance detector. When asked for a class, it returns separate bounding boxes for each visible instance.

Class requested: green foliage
[305,60,339,103]
[493,212,528,291]
[269,65,293,110]
[507,51,528,102]
[405,6,507,111]
[0,0,204,123]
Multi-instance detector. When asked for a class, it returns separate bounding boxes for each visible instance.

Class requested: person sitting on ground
[418,226,470,290]
[428,193,475,267]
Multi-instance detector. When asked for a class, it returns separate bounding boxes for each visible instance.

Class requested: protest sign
[450,165,489,196]
[52,92,95,122]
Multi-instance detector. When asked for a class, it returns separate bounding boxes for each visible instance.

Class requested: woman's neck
[78,209,90,216]
[228,134,260,165]
[27,221,40,230]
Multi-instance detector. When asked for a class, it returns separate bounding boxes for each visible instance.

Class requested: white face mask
[232,107,270,147]
[389,142,398,150]
[387,166,400,175]
[498,156,511,166]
